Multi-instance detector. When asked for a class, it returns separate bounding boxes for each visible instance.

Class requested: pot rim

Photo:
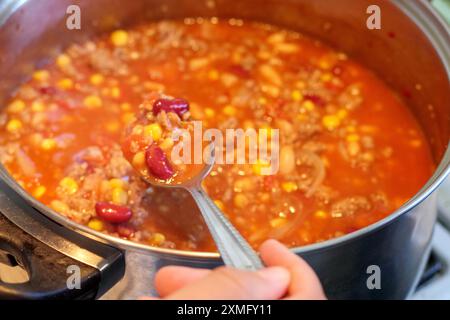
[0,0,449,261]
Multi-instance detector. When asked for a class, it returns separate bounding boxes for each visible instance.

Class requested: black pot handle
[0,214,102,299]
[0,179,125,300]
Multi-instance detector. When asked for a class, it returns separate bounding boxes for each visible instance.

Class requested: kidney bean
[95,202,132,224]
[145,144,174,180]
[304,94,326,107]
[152,98,189,117]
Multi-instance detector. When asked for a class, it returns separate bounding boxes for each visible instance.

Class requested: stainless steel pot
[0,0,449,299]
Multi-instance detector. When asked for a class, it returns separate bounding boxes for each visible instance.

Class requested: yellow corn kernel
[144,123,163,142]
[111,87,121,98]
[270,218,288,228]
[109,178,125,189]
[346,134,360,142]
[291,90,303,102]
[252,159,271,176]
[233,194,249,209]
[83,95,102,109]
[314,210,328,219]
[111,30,129,47]
[318,58,332,70]
[337,109,348,119]
[258,97,268,105]
[41,138,57,150]
[106,121,120,133]
[56,54,71,68]
[132,152,145,168]
[150,233,166,246]
[57,78,74,90]
[159,137,174,151]
[6,119,22,133]
[204,108,215,118]
[88,219,104,231]
[33,186,47,198]
[208,69,220,80]
[223,105,237,116]
[321,73,333,82]
[121,102,131,111]
[322,115,340,130]
[7,99,26,113]
[121,112,135,124]
[111,187,128,205]
[31,101,45,112]
[302,100,315,112]
[90,74,104,86]
[281,181,298,193]
[214,200,225,211]
[347,141,360,156]
[50,200,70,213]
[33,70,50,82]
[59,177,78,195]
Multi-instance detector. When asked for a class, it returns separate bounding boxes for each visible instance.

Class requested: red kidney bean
[304,94,326,107]
[95,202,132,224]
[152,98,189,117]
[145,144,174,180]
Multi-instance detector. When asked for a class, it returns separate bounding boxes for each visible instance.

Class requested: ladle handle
[188,187,264,270]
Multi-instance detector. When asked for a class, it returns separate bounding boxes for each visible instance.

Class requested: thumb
[165,266,290,300]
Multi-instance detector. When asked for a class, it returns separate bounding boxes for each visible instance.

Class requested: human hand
[149,239,326,300]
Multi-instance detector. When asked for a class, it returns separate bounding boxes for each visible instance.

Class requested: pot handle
[0,177,125,300]
[0,213,103,299]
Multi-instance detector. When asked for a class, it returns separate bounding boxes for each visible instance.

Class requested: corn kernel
[144,123,163,142]
[233,194,249,209]
[59,177,78,195]
[7,100,26,113]
[318,58,332,70]
[31,101,45,112]
[321,73,333,82]
[132,152,145,167]
[214,200,225,211]
[109,178,125,189]
[50,200,69,213]
[111,87,121,98]
[302,100,315,111]
[41,138,57,150]
[57,78,74,90]
[281,181,298,193]
[33,186,47,198]
[159,137,174,151]
[6,119,22,133]
[314,210,328,219]
[346,134,360,142]
[112,187,128,205]
[88,219,104,231]
[121,112,135,124]
[150,233,166,246]
[90,74,104,86]
[258,97,268,105]
[106,121,120,133]
[208,69,220,80]
[270,218,287,228]
[83,95,102,109]
[204,108,215,118]
[56,54,71,68]
[121,102,131,111]
[322,115,340,130]
[111,30,129,47]
[252,159,271,176]
[223,105,237,116]
[33,70,50,82]
[291,90,303,102]
[337,109,348,119]
[347,141,360,156]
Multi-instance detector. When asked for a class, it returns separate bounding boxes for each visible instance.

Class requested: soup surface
[0,19,434,251]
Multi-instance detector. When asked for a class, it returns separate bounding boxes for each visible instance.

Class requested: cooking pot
[0,0,448,300]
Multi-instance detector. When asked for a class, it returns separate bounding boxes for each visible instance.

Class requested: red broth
[0,20,434,251]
